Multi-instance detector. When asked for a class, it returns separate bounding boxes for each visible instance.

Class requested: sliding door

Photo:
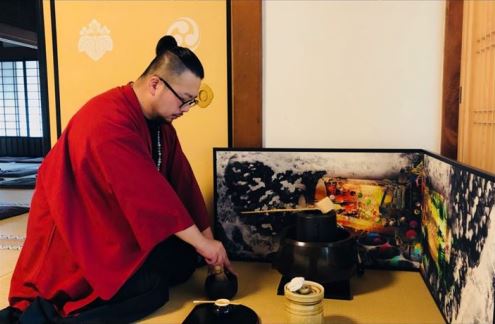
[43,0,228,216]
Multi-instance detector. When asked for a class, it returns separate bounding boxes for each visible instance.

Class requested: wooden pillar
[229,0,262,148]
[441,0,463,159]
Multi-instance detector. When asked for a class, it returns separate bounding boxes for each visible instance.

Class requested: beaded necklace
[156,128,162,171]
[146,118,163,171]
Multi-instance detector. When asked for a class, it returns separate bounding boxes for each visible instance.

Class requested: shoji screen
[459,0,495,173]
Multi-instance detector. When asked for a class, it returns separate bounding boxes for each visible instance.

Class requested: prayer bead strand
[157,129,162,171]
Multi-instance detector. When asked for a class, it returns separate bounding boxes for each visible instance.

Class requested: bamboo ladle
[240,196,342,215]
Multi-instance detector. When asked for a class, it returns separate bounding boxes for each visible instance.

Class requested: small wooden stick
[240,207,320,215]
[193,299,238,306]
[240,197,342,215]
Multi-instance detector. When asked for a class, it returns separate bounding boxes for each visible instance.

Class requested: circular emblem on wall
[197,83,214,108]
[166,17,200,50]
[78,19,113,61]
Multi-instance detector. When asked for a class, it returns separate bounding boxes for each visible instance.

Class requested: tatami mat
[0,274,13,309]
[141,263,445,324]
[0,213,445,323]
[0,214,26,276]
[0,213,27,310]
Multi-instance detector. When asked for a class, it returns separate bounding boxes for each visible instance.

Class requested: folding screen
[214,148,495,324]
[214,149,424,270]
[421,153,495,324]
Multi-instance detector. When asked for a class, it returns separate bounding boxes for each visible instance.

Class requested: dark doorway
[0,0,50,157]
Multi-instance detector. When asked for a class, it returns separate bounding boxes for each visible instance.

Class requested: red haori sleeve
[162,124,211,232]
[49,120,194,300]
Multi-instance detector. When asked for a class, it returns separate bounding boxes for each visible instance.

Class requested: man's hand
[201,227,236,275]
[195,238,233,273]
[176,225,234,273]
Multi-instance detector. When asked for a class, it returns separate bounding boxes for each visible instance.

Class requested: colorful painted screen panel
[214,150,424,270]
[421,154,495,324]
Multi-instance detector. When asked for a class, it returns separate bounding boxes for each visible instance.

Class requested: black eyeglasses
[156,76,198,109]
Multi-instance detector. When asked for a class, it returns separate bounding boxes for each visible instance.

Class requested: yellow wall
[42,0,228,219]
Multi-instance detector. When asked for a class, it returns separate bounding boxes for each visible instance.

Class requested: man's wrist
[201,227,214,240]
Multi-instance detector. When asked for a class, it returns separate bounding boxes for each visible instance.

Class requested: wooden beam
[0,23,37,49]
[0,46,37,60]
[230,0,262,148]
[441,0,463,159]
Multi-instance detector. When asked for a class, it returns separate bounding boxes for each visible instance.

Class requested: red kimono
[8,84,210,316]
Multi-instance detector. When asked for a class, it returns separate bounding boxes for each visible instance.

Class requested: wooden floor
[0,213,28,312]
[0,214,446,323]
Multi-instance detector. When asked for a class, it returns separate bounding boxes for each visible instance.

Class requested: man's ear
[148,76,160,96]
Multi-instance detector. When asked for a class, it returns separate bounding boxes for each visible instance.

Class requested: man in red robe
[0,35,232,323]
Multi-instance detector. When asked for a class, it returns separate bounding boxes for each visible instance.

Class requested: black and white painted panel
[421,153,495,324]
[214,149,423,270]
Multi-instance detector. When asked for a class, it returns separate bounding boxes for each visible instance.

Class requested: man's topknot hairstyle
[142,35,204,79]
[155,35,178,55]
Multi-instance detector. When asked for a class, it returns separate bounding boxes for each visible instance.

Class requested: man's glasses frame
[156,76,198,109]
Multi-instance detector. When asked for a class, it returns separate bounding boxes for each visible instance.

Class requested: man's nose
[181,105,192,113]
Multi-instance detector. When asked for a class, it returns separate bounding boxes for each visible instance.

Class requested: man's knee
[169,260,197,286]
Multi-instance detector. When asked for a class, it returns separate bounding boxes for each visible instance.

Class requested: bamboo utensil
[240,197,342,215]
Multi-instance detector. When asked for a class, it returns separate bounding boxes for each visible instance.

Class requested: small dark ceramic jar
[204,266,238,300]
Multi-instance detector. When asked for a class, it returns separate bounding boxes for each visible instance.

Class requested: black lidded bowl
[273,211,357,283]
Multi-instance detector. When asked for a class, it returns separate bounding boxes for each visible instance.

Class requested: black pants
[0,236,199,324]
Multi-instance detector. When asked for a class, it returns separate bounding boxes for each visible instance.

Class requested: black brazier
[273,211,360,300]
